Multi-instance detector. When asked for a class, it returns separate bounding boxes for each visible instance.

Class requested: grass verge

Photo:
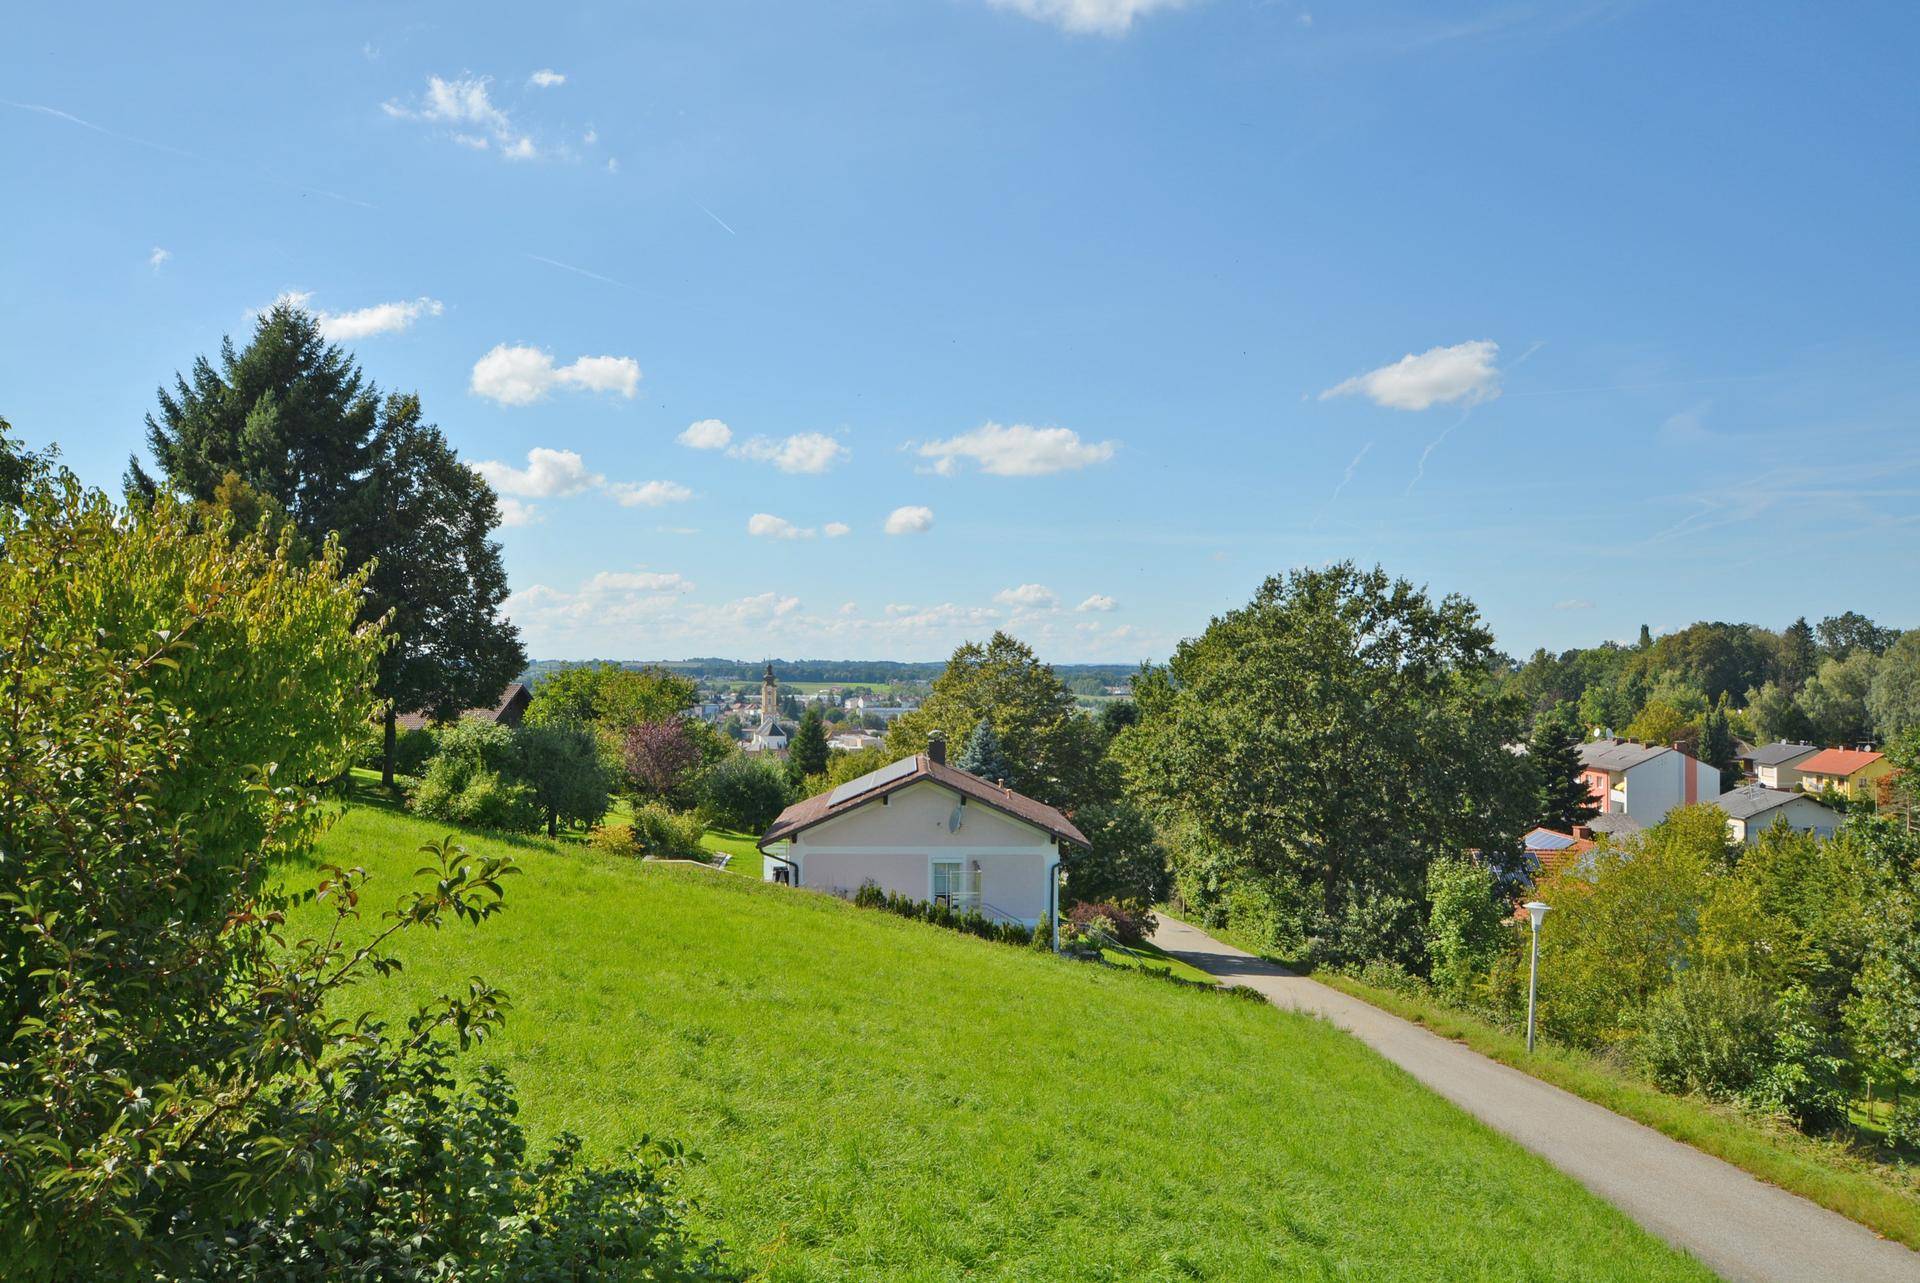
[292,804,1717,1282]
[1312,967,1920,1251]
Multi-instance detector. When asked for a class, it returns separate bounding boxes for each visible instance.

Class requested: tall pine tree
[136,304,525,784]
[788,705,830,780]
[1779,616,1818,693]
[1529,709,1599,833]
[953,720,1013,782]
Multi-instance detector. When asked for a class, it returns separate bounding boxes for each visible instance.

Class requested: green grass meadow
[294,803,1714,1282]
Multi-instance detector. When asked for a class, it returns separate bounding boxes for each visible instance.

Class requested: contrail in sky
[5,99,373,208]
[1311,441,1373,528]
[526,253,634,289]
[1407,408,1471,496]
[694,201,737,235]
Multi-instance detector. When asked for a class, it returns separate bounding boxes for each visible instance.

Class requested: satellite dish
[948,804,964,833]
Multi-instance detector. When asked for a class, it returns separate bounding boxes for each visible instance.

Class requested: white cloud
[1320,340,1502,411]
[1077,593,1118,612]
[583,126,598,144]
[320,296,444,340]
[748,513,815,540]
[996,583,1059,609]
[918,422,1117,476]
[730,431,849,474]
[496,496,542,527]
[824,521,852,538]
[583,570,693,593]
[1554,598,1595,611]
[609,480,694,508]
[528,69,566,88]
[383,74,540,159]
[986,0,1192,36]
[470,344,641,405]
[258,291,444,341]
[678,418,732,450]
[474,447,603,498]
[884,505,935,535]
[148,246,170,272]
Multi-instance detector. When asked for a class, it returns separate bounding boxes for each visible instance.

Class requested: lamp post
[1523,900,1550,1053]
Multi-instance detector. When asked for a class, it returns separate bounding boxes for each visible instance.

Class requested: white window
[931,860,980,912]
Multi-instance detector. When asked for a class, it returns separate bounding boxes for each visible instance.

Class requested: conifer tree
[954,719,1014,782]
[1530,708,1599,832]
[789,705,830,779]
[135,303,524,784]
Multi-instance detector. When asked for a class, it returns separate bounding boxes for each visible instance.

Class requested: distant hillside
[296,802,1713,1282]
[521,657,1137,695]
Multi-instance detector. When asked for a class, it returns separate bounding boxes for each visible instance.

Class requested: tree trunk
[382,702,398,790]
[548,808,558,839]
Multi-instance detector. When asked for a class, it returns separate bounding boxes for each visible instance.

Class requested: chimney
[1572,825,1591,841]
[1673,740,1687,754]
[927,731,946,766]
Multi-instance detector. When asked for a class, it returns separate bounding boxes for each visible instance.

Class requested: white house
[758,735,1087,926]
[1577,738,1721,829]
[1749,741,1820,791]
[1712,784,1840,845]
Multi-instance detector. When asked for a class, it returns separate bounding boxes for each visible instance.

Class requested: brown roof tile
[759,754,1090,850]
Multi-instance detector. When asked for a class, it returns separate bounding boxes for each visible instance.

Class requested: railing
[932,868,982,914]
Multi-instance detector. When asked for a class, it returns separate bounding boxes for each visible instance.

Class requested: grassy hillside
[296,803,1713,1282]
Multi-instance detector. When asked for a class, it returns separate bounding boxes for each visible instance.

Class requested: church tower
[760,661,778,723]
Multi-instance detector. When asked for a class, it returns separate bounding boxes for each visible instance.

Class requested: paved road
[1151,913,1920,1283]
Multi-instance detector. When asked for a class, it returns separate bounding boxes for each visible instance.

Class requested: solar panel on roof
[826,755,919,806]
[1526,831,1577,851]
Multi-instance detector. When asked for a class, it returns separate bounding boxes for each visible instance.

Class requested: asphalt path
[1151,913,1920,1283]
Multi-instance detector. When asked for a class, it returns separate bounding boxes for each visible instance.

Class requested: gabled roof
[1585,810,1644,836]
[1578,739,1671,773]
[759,754,1090,851]
[1795,747,1884,777]
[1750,741,1820,768]
[396,682,532,732]
[1523,827,1594,878]
[1712,784,1821,822]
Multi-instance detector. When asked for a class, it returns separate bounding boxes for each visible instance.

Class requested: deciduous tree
[1118,563,1532,965]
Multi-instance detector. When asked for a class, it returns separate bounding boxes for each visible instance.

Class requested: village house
[1748,741,1821,791]
[1577,737,1721,830]
[1794,747,1897,806]
[1711,784,1841,845]
[1522,826,1596,879]
[757,734,1087,926]
[395,682,532,733]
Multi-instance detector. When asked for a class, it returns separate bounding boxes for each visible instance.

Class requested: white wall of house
[1756,761,1810,790]
[762,779,1059,924]
[1728,797,1840,844]
[1621,752,1720,825]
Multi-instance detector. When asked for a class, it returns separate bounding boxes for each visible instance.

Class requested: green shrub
[588,822,637,855]
[630,803,706,860]
[698,753,795,832]
[1744,984,1848,1131]
[1031,912,1055,951]
[413,720,543,834]
[1635,967,1776,1100]
[1426,856,1509,999]
[851,880,1034,946]
[358,725,439,775]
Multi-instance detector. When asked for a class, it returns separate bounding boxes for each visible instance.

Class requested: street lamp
[1523,900,1550,1053]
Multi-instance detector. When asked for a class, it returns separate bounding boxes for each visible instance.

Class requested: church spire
[761,661,779,724]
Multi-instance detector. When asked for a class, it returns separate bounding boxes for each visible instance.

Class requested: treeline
[1499,613,1920,752]
[522,656,1139,691]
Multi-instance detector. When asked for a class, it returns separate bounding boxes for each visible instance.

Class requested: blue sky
[5,1,1917,664]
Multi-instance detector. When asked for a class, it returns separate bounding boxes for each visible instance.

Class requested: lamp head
[1523,900,1550,929]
